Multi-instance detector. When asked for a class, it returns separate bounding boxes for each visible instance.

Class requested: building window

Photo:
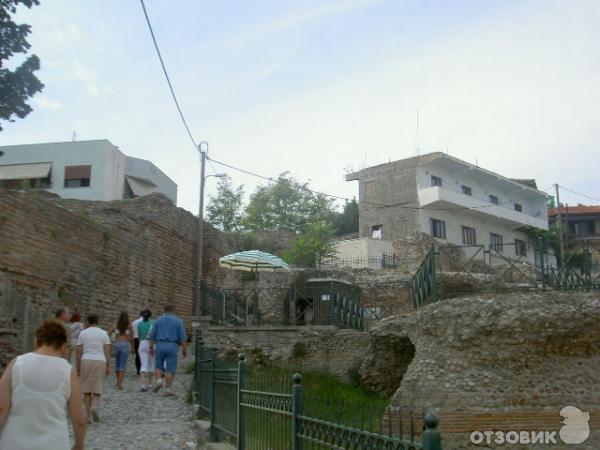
[364,181,376,204]
[488,194,499,205]
[462,226,476,245]
[431,218,446,239]
[514,203,522,212]
[64,165,91,188]
[371,225,383,239]
[490,233,503,252]
[515,239,527,256]
[461,185,472,196]
[431,175,442,187]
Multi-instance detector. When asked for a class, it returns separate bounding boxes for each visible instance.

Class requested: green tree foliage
[206,176,244,232]
[283,222,335,268]
[334,197,359,236]
[243,173,336,233]
[0,0,43,131]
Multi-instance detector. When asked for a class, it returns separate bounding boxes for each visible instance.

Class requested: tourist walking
[137,309,155,391]
[0,320,86,450]
[112,311,133,390]
[131,310,144,377]
[76,313,111,424]
[149,304,187,397]
[55,307,73,360]
[70,312,84,340]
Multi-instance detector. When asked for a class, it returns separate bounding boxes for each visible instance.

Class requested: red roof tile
[548,205,600,216]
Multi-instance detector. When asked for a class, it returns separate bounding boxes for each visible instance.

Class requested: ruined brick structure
[0,191,227,369]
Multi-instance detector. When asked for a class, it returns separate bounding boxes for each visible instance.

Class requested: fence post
[236,353,245,450]
[209,349,217,441]
[430,244,438,303]
[292,373,304,450]
[421,411,442,450]
[195,332,203,418]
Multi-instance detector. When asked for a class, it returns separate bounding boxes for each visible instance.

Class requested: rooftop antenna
[71,131,77,142]
[415,107,420,155]
[475,158,479,167]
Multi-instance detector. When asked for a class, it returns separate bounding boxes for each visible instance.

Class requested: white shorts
[138,339,155,373]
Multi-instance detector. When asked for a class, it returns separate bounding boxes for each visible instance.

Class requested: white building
[345,152,550,265]
[0,139,177,203]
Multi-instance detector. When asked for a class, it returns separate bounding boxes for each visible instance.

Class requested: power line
[207,156,552,213]
[139,0,198,150]
[558,185,600,203]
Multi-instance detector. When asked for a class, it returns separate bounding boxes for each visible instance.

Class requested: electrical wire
[139,0,199,150]
[558,185,600,203]
[207,155,553,213]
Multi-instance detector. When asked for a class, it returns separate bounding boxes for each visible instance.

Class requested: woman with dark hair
[137,309,155,392]
[70,312,84,341]
[112,311,133,390]
[0,320,86,450]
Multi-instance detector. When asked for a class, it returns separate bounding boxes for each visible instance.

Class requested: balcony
[418,186,548,230]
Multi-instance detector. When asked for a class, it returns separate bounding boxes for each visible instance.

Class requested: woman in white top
[76,313,111,424]
[0,319,86,450]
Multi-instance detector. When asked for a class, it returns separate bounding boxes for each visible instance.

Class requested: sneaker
[140,386,148,392]
[152,380,163,393]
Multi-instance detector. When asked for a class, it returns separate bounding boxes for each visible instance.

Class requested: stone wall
[201,324,369,382]
[360,291,600,449]
[0,191,229,369]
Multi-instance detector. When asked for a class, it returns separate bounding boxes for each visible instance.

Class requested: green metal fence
[409,245,437,309]
[201,281,365,331]
[195,334,442,450]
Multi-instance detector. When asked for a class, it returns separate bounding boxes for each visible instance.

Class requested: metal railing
[318,253,398,270]
[201,281,365,331]
[194,334,443,450]
[409,245,437,308]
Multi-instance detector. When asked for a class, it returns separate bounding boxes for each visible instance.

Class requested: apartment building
[345,152,549,264]
[0,139,177,203]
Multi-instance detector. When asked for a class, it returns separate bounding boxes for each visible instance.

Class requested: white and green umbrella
[219,250,290,272]
[218,250,290,325]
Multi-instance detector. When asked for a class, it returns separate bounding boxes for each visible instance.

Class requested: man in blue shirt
[149,304,187,396]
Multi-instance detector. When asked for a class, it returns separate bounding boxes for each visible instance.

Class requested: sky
[3,0,599,214]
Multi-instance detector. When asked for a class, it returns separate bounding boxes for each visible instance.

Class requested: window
[64,165,91,188]
[364,181,376,204]
[430,218,446,239]
[490,233,503,252]
[371,225,383,239]
[431,175,442,187]
[515,239,527,256]
[462,226,476,245]
[461,185,472,196]
[514,203,522,212]
[489,195,499,205]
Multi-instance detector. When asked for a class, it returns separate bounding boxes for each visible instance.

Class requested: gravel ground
[71,356,198,450]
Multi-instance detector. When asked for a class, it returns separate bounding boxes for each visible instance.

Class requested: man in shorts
[55,307,72,361]
[149,304,187,397]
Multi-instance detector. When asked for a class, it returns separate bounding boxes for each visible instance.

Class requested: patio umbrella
[219,250,290,324]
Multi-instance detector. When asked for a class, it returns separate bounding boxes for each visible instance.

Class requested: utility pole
[555,183,565,269]
[196,141,208,318]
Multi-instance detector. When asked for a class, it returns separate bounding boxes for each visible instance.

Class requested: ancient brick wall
[0,191,228,369]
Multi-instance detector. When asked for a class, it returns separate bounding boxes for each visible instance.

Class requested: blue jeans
[155,341,179,374]
[113,341,130,372]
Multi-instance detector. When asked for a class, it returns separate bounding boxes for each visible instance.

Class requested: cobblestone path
[71,358,198,450]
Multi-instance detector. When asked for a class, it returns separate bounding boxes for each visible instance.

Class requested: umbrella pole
[255,262,259,325]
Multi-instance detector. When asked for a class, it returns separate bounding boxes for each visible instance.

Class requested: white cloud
[72,63,103,97]
[34,96,63,110]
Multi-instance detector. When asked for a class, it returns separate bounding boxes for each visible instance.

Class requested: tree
[206,176,244,232]
[243,173,336,233]
[283,222,335,268]
[0,0,43,131]
[334,197,359,236]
